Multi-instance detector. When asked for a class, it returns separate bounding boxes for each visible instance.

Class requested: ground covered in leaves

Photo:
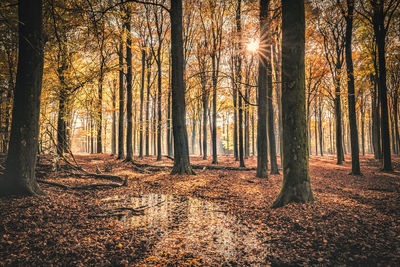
[0,153,399,266]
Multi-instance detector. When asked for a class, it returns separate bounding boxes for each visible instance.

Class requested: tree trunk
[145,58,151,156]
[334,75,344,164]
[202,75,208,160]
[139,49,145,158]
[256,0,269,178]
[1,0,45,196]
[318,101,323,156]
[267,46,279,174]
[211,53,218,164]
[156,54,162,161]
[125,15,133,161]
[373,4,392,171]
[117,41,125,159]
[236,0,245,168]
[272,0,314,208]
[111,80,117,155]
[344,0,360,174]
[170,0,194,175]
[97,78,103,154]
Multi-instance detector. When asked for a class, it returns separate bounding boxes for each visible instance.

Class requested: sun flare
[247,39,259,53]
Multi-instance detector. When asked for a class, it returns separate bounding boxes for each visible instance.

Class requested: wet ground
[101,193,270,265]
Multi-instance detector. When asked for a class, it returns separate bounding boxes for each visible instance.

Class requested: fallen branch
[37,175,128,190]
[37,179,69,189]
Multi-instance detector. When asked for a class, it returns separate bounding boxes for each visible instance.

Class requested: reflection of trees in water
[168,196,189,230]
[101,194,269,264]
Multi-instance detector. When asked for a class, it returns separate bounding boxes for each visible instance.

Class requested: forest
[0,0,399,265]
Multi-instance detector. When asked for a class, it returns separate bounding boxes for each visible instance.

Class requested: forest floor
[0,153,399,266]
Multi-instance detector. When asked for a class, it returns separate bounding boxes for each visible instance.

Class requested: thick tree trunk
[170,0,194,175]
[256,0,269,178]
[117,41,124,159]
[1,0,45,196]
[272,0,314,208]
[344,0,360,174]
[125,16,133,161]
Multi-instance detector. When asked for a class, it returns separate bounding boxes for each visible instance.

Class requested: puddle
[101,194,269,265]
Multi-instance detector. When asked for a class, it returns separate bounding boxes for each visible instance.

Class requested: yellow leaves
[116,243,123,248]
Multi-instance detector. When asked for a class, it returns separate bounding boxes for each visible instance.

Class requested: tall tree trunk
[156,54,162,161]
[145,59,151,156]
[267,46,279,174]
[335,74,344,164]
[170,0,194,175]
[167,87,173,156]
[211,53,218,164]
[97,78,103,153]
[256,0,269,178]
[272,0,314,208]
[112,80,117,155]
[202,76,208,160]
[1,0,44,196]
[125,15,133,161]
[117,41,125,159]
[318,101,323,156]
[139,49,145,158]
[232,57,239,161]
[373,3,392,171]
[272,43,283,166]
[57,89,68,156]
[236,0,245,168]
[344,0,360,174]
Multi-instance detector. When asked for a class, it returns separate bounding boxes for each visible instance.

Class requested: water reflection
[101,194,269,264]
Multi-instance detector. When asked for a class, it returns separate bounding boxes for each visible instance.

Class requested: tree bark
[344,0,360,174]
[236,0,245,168]
[267,46,278,174]
[170,0,194,175]
[139,49,145,158]
[1,0,45,196]
[117,41,125,159]
[372,2,392,171]
[125,14,133,162]
[272,0,314,208]
[256,0,269,178]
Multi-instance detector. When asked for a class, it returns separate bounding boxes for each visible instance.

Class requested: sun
[247,39,259,53]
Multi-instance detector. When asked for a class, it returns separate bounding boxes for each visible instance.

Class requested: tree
[170,0,194,175]
[236,0,245,168]
[124,6,133,162]
[340,0,361,174]
[256,0,269,178]
[272,0,314,208]
[0,0,45,196]
[316,1,346,164]
[359,0,399,171]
